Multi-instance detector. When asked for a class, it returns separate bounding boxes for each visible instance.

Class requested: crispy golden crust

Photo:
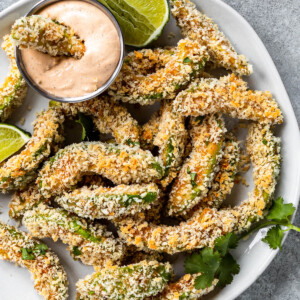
[173,74,283,124]
[108,39,209,105]
[0,222,68,300]
[0,35,27,122]
[23,204,125,267]
[12,16,85,58]
[37,142,163,198]
[185,135,240,219]
[158,274,218,300]
[54,183,160,220]
[117,124,280,254]
[0,107,64,192]
[61,96,140,145]
[154,101,188,187]
[170,0,252,75]
[140,109,162,150]
[167,114,226,216]
[76,260,173,300]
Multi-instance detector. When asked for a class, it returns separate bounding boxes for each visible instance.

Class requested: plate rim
[0,0,299,299]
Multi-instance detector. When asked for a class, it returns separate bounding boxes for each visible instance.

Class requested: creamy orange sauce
[21,0,121,98]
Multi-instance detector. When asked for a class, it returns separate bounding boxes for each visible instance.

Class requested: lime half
[0,123,31,163]
[98,0,169,47]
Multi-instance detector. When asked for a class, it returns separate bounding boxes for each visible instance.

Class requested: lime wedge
[0,123,31,163]
[98,0,169,47]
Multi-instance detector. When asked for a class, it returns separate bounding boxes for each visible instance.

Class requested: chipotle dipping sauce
[21,0,121,98]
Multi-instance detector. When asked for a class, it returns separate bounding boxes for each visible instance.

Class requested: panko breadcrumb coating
[170,0,252,75]
[60,96,140,145]
[37,142,163,197]
[168,114,226,216]
[186,135,240,219]
[9,185,48,219]
[23,204,125,267]
[76,260,173,300]
[108,38,209,105]
[54,183,160,220]
[0,222,68,300]
[173,74,283,124]
[122,47,175,75]
[140,109,162,150]
[0,107,64,192]
[12,15,85,58]
[117,124,280,254]
[0,35,27,122]
[154,101,188,187]
[159,274,218,300]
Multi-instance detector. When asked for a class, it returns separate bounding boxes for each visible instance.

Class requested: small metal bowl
[15,0,124,103]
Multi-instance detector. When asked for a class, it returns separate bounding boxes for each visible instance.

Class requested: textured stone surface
[1,0,299,299]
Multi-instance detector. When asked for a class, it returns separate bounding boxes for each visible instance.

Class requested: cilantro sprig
[245,197,300,250]
[185,197,299,290]
[185,233,240,289]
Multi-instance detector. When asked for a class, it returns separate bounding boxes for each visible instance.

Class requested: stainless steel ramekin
[15,0,124,103]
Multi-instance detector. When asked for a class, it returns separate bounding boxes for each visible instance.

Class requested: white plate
[0,0,299,299]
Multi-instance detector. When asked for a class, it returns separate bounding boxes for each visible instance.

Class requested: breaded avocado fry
[159,274,218,300]
[12,15,85,58]
[109,38,209,105]
[37,142,163,197]
[0,107,64,192]
[154,101,188,187]
[170,0,252,75]
[0,35,27,122]
[54,183,160,220]
[23,204,125,266]
[60,96,140,145]
[76,260,173,299]
[167,114,226,216]
[173,74,283,124]
[0,222,68,300]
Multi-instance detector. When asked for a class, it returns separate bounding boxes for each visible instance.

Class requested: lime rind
[0,123,31,163]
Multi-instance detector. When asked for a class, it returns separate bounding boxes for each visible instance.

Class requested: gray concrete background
[0,0,299,299]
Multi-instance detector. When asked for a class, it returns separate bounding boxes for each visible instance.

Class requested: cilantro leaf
[214,233,238,256]
[72,246,82,256]
[266,197,295,222]
[216,253,240,287]
[76,113,98,141]
[262,225,284,250]
[33,243,48,256]
[185,248,221,275]
[194,273,215,289]
[183,57,192,63]
[21,248,35,260]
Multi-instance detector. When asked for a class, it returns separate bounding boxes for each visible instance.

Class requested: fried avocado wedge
[76,260,173,300]
[0,222,68,300]
[186,135,240,219]
[23,204,125,266]
[159,274,218,300]
[54,183,160,220]
[0,35,27,122]
[154,101,188,187]
[9,185,48,219]
[0,107,64,192]
[117,124,280,254]
[167,114,226,217]
[60,96,140,145]
[12,15,85,58]
[37,142,163,198]
[170,0,252,75]
[173,74,283,124]
[108,38,209,105]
